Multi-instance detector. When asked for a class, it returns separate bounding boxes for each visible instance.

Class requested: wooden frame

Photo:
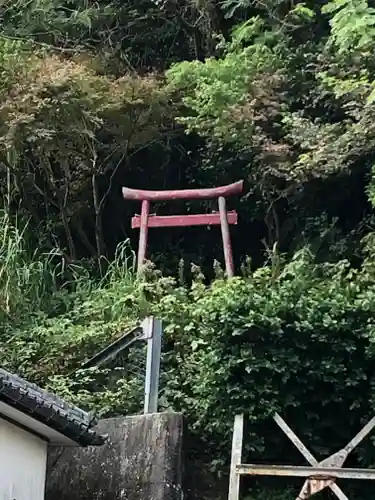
[228,413,375,500]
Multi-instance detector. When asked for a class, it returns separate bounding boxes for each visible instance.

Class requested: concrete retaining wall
[45,412,184,500]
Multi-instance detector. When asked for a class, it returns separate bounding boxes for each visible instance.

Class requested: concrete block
[46,412,183,500]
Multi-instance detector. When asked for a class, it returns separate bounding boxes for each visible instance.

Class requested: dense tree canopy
[2,1,375,499]
[0,0,374,270]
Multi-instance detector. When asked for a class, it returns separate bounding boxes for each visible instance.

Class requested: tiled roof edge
[0,368,105,446]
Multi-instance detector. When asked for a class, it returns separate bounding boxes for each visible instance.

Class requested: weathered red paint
[137,200,149,271]
[218,196,235,278]
[132,212,238,229]
[122,180,243,202]
[123,181,244,276]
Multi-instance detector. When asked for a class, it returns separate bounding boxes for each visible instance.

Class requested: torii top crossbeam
[122,180,243,201]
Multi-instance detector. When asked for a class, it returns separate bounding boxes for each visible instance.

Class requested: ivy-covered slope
[2,211,375,499]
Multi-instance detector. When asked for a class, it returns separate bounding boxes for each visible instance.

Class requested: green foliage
[3,213,375,498]
[166,18,283,144]
[0,211,59,321]
[2,0,375,267]
[5,2,375,500]
[323,0,375,53]
[0,47,171,260]
[164,0,375,261]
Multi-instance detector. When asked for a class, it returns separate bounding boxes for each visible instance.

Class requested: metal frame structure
[228,413,375,500]
[122,181,244,277]
[80,317,162,414]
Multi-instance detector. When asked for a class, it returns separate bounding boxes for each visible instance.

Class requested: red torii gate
[122,180,243,277]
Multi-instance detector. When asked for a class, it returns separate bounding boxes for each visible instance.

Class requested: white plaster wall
[0,417,47,500]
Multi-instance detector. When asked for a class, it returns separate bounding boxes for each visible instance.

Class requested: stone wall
[45,412,183,500]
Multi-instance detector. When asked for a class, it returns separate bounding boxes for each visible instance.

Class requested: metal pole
[143,317,162,414]
[228,414,244,500]
[218,196,235,278]
[137,199,150,273]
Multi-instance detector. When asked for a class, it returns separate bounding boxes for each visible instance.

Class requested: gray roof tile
[0,368,105,446]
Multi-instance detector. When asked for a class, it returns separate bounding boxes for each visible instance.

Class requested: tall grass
[0,213,140,323]
[0,213,60,318]
[0,213,143,380]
